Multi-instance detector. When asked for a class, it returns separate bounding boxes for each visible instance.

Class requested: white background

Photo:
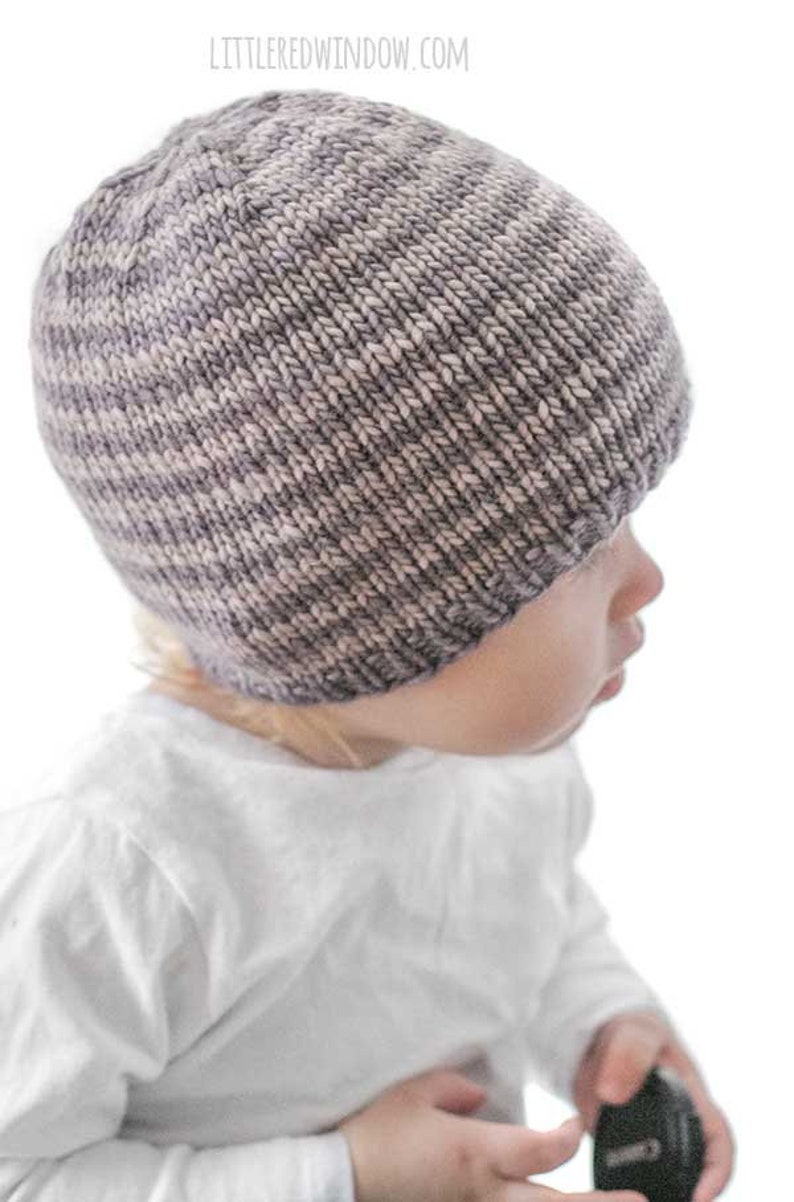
[3,1,792,1197]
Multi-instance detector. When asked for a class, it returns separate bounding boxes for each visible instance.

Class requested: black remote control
[592,1065,705,1202]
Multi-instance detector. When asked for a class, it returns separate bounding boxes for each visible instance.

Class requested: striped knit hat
[29,88,693,706]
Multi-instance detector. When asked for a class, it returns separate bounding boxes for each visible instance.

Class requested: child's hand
[572,1008,736,1202]
[338,1066,648,1202]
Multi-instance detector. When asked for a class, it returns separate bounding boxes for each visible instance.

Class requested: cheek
[415,593,610,745]
[485,637,600,731]
[533,613,607,705]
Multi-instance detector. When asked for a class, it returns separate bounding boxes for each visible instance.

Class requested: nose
[627,521,665,607]
[641,555,665,608]
[611,543,665,627]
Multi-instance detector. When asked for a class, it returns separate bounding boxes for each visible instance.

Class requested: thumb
[413,1068,489,1114]
[489,1115,584,1181]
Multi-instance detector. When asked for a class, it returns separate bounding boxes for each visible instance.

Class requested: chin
[530,712,588,753]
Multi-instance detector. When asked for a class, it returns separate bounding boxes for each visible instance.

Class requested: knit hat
[29,88,692,706]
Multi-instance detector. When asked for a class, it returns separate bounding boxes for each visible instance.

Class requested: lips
[620,619,645,666]
[599,622,645,696]
[594,666,625,700]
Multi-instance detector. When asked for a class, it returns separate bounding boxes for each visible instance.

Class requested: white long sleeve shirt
[0,687,668,1200]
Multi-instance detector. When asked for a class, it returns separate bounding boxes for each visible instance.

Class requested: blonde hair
[129,605,367,770]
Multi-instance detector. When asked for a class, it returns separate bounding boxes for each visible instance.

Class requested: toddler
[4,89,734,1200]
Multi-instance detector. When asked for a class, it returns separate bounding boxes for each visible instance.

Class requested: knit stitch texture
[29,89,693,704]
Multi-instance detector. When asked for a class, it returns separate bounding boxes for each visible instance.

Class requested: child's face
[322,516,664,763]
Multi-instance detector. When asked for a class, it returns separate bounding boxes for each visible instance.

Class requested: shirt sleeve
[0,796,355,1202]
[523,744,672,1107]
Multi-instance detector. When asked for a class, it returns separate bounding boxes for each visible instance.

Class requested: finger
[655,1049,736,1202]
[691,1104,736,1202]
[692,1162,730,1202]
[499,1186,633,1201]
[499,1177,648,1202]
[521,1191,647,1202]
[658,1041,712,1111]
[487,1116,583,1179]
[500,1183,564,1200]
[410,1067,488,1114]
[559,1194,647,1202]
[595,1018,664,1105]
